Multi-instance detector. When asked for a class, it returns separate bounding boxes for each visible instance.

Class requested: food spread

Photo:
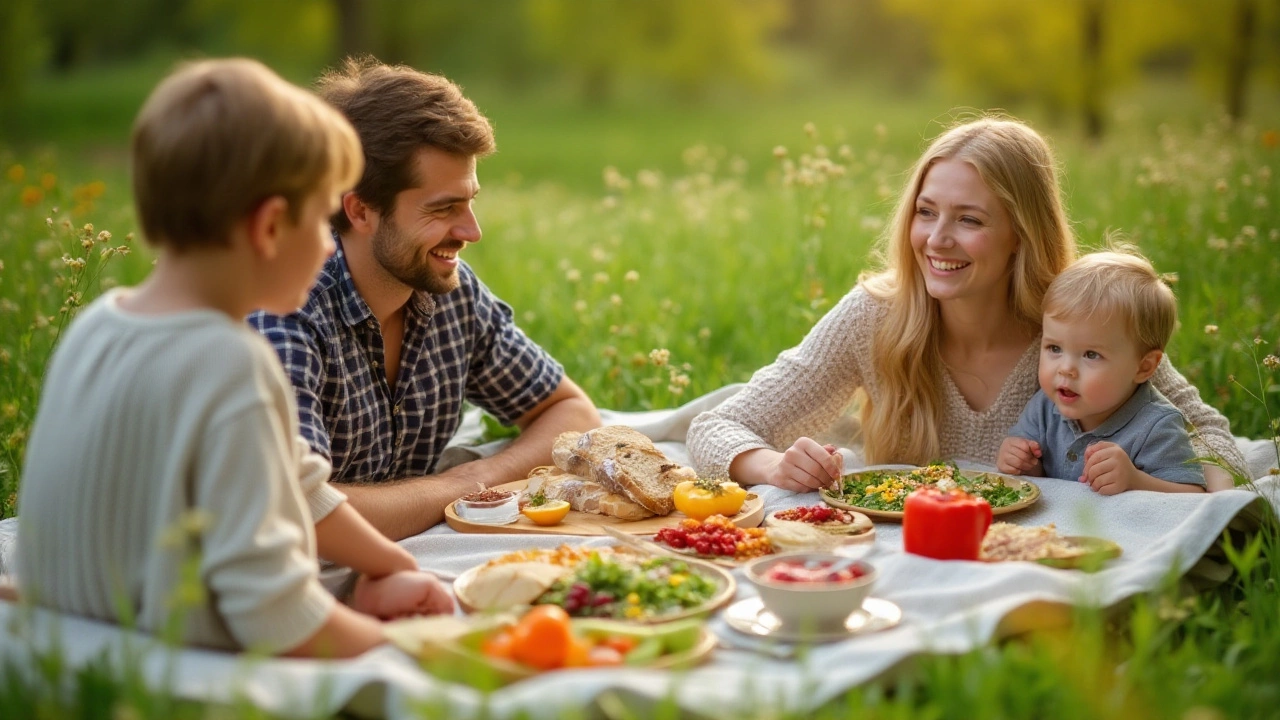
[653,515,772,560]
[538,554,719,620]
[831,463,1031,513]
[981,522,1087,562]
[761,559,868,585]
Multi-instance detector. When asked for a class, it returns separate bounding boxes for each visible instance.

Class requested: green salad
[829,462,1030,513]
[538,555,719,620]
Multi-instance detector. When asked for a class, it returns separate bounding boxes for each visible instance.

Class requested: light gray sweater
[688,286,1247,479]
[17,290,347,654]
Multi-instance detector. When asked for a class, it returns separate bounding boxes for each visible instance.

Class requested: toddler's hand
[766,438,844,492]
[351,570,455,620]
[997,437,1042,476]
[1081,442,1137,495]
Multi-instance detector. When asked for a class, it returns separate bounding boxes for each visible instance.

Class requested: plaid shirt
[249,240,563,483]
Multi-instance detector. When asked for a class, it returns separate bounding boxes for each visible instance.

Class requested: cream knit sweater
[17,290,347,654]
[688,286,1246,479]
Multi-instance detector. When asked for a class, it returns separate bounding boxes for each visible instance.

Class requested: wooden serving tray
[444,478,764,535]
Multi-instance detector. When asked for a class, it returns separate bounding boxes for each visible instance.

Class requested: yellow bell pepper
[673,478,748,520]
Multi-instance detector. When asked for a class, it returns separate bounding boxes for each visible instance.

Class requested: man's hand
[350,570,455,620]
[997,437,1043,476]
[1080,442,1139,495]
[738,438,842,492]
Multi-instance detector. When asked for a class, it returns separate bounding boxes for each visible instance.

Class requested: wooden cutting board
[443,478,765,535]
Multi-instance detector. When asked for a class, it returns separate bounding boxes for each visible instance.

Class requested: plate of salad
[821,462,1041,521]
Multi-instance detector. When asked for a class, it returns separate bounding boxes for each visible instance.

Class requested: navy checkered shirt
[248,240,564,483]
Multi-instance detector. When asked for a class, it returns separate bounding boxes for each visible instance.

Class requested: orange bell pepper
[902,487,992,561]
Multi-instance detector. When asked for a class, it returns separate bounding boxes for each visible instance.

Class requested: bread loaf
[551,426,693,516]
[525,467,655,521]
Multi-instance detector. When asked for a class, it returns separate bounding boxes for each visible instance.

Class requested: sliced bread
[525,467,656,521]
[551,426,694,516]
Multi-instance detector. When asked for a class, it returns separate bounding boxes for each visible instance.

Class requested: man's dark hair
[317,56,496,231]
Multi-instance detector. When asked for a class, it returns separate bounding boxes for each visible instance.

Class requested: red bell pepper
[902,487,992,561]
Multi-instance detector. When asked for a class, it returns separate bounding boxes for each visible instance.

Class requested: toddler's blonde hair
[1042,249,1177,353]
[131,58,363,249]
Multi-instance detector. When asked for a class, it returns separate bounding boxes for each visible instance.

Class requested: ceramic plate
[1036,535,1123,569]
[723,596,902,643]
[821,467,1041,522]
[453,548,737,621]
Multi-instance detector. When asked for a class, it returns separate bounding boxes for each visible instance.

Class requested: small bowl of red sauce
[743,551,877,629]
[454,489,520,524]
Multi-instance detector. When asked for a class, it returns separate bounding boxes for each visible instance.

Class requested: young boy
[15,59,452,658]
[997,251,1205,494]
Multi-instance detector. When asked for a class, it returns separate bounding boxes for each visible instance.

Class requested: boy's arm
[1082,415,1206,494]
[314,502,416,577]
[998,392,1047,476]
[339,376,599,540]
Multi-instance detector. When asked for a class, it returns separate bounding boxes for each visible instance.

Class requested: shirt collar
[331,233,436,326]
[1070,381,1155,439]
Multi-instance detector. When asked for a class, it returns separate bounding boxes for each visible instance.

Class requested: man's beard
[370,217,462,295]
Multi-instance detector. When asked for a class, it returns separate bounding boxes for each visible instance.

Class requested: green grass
[1,76,1279,718]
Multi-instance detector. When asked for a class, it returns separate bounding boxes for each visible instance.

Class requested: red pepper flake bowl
[743,551,878,630]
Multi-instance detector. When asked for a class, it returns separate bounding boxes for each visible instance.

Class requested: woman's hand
[350,570,456,620]
[733,438,842,492]
[997,437,1043,476]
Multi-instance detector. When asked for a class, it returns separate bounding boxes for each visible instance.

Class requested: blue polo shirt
[1008,381,1205,486]
[249,239,563,483]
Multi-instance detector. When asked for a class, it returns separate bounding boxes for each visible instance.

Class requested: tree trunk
[1226,0,1256,124]
[335,0,368,59]
[1081,0,1104,140]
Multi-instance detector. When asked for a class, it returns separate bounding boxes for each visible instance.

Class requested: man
[250,57,600,540]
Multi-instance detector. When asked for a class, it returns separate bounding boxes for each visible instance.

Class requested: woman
[687,116,1244,492]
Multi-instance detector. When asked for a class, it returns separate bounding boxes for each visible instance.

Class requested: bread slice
[525,467,655,521]
[551,426,693,516]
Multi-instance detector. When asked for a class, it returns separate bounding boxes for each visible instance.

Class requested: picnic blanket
[1,384,1277,719]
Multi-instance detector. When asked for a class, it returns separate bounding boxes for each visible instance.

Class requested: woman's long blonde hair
[858,117,1076,464]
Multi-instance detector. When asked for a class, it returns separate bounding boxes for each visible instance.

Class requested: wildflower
[1258,166,1272,182]
[1254,195,1268,209]
[874,123,888,141]
[1264,355,1280,371]
[97,230,112,243]
[649,348,670,366]
[1160,272,1178,284]
[590,247,608,264]
[1204,325,1219,335]
[637,170,662,189]
[573,300,587,314]
[1214,178,1228,193]
[600,196,618,210]
[803,122,817,138]
[609,294,622,307]
[1255,337,1265,345]
[45,217,53,229]
[630,352,648,368]
[608,324,619,335]
[565,268,581,283]
[20,187,42,207]
[1263,130,1279,149]
[667,384,685,397]
[1,403,16,420]
[592,271,609,284]
[624,270,639,283]
[698,327,711,340]
[601,345,618,359]
[772,145,788,159]
[40,173,56,190]
[1207,237,1228,251]
[6,164,24,182]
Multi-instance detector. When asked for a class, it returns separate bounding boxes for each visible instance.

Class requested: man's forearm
[339,391,600,540]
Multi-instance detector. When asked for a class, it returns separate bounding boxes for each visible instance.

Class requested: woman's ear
[245,196,289,260]
[1135,348,1163,383]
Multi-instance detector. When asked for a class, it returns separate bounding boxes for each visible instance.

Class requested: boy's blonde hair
[131,58,363,249]
[1042,250,1177,353]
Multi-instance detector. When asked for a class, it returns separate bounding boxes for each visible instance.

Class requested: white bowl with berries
[743,551,877,630]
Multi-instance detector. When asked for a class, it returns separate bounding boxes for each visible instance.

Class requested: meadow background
[1,0,1279,718]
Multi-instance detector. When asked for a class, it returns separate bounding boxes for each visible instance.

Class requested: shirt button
[371,360,380,369]
[393,404,401,415]
[1067,451,1078,462]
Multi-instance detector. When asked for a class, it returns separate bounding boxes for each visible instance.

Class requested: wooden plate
[453,548,737,621]
[385,614,717,687]
[444,478,764,535]
[1036,536,1123,570]
[820,468,1041,522]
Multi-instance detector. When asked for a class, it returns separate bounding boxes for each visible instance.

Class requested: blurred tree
[0,0,43,124]
[185,0,335,77]
[777,0,932,89]
[884,0,1280,133]
[41,0,193,71]
[526,0,787,102]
